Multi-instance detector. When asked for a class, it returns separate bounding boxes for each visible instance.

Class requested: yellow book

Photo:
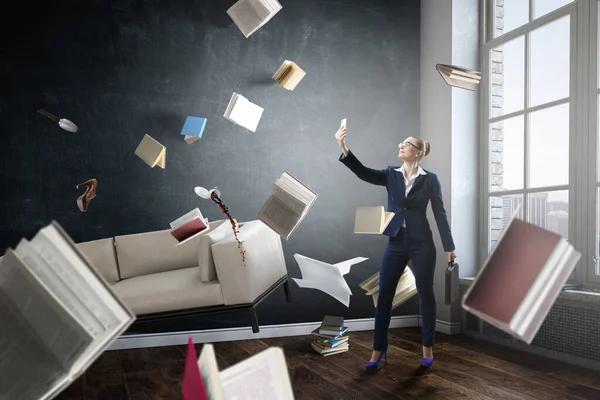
[134,134,166,169]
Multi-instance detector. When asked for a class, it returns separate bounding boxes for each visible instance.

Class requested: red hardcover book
[170,218,208,243]
[182,337,209,400]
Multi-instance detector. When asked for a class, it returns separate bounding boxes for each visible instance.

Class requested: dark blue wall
[0,0,421,332]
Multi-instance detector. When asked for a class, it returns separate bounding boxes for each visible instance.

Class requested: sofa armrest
[211,220,287,305]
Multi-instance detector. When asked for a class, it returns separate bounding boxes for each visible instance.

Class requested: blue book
[181,116,207,144]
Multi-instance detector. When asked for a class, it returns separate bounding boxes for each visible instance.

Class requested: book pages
[198,343,226,400]
[354,206,394,234]
[257,172,317,240]
[220,347,294,400]
[273,60,306,90]
[0,250,94,371]
[227,0,282,38]
[436,63,482,91]
[360,268,417,310]
[0,273,68,400]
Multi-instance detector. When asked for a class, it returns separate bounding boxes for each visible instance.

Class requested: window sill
[458,277,600,306]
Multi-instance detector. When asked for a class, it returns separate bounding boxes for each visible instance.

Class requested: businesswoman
[335,124,456,371]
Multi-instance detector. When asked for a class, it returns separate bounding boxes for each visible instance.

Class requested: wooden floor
[56,327,600,400]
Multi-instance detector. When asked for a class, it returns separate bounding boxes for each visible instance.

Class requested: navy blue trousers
[373,227,437,350]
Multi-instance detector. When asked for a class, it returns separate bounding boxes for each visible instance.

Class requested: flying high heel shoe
[365,350,387,372]
[76,178,98,212]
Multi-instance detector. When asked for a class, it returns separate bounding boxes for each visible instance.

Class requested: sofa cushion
[211,220,287,305]
[198,219,238,282]
[114,229,204,279]
[76,238,120,285]
[111,267,224,315]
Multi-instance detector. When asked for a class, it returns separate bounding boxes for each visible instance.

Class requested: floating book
[354,206,395,234]
[134,134,166,168]
[436,63,482,91]
[0,221,135,400]
[359,268,417,309]
[227,0,282,38]
[224,93,264,133]
[257,172,318,240]
[182,338,294,400]
[292,253,368,307]
[169,208,209,245]
[462,216,581,344]
[273,60,306,91]
[181,116,207,144]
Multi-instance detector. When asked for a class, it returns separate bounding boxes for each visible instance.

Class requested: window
[482,0,600,289]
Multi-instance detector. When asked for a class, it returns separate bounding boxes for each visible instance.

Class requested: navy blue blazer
[339,151,455,252]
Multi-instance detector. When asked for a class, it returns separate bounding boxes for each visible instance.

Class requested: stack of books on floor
[310,316,349,356]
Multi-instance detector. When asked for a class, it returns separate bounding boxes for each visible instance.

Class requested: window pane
[529,15,570,107]
[494,0,529,38]
[490,36,525,117]
[528,103,569,188]
[532,0,572,20]
[489,194,523,252]
[489,116,524,192]
[526,191,569,240]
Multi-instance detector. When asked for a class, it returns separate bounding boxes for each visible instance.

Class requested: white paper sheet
[291,254,368,307]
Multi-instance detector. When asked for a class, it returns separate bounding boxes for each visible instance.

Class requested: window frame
[478,0,600,288]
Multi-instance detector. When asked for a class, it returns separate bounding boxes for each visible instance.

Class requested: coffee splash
[210,191,246,264]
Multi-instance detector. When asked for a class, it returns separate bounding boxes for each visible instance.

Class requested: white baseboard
[108,315,420,350]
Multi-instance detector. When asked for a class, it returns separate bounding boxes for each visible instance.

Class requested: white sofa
[75,219,290,333]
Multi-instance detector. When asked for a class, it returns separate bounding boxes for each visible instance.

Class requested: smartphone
[341,118,347,127]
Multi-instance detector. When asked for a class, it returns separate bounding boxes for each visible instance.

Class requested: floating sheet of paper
[292,254,368,307]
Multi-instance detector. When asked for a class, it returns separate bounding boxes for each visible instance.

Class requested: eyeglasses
[399,141,417,149]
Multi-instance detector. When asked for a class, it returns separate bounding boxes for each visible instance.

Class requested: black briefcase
[445,260,459,305]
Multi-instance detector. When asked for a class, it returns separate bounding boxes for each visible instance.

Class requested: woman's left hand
[447,251,457,263]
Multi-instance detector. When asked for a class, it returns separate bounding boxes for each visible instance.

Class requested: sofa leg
[250,308,260,333]
[283,280,292,302]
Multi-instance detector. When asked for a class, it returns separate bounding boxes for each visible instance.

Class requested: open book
[0,221,135,400]
[169,208,210,245]
[462,216,581,344]
[224,93,264,133]
[257,171,318,240]
[359,268,417,309]
[354,206,395,234]
[273,60,306,91]
[134,134,166,168]
[227,0,282,38]
[182,338,294,400]
[435,63,482,91]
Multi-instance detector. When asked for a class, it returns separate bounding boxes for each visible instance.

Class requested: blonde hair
[411,137,431,160]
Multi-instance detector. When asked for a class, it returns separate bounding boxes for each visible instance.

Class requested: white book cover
[224,92,264,132]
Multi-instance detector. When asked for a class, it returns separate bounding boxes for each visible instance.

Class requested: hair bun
[423,140,431,156]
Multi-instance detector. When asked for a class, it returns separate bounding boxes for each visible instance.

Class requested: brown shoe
[76,178,98,212]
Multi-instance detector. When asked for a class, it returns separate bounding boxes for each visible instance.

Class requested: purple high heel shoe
[422,357,434,368]
[365,350,387,372]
